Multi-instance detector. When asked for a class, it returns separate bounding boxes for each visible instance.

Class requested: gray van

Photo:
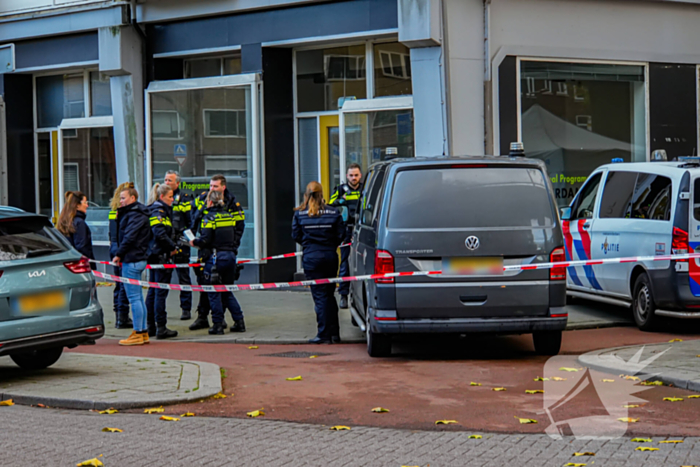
[348,157,567,357]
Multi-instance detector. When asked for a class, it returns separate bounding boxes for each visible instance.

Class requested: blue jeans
[122,261,147,332]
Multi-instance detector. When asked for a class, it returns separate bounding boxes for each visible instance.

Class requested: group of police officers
[109,164,363,343]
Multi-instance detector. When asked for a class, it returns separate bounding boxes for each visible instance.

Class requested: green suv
[0,206,104,369]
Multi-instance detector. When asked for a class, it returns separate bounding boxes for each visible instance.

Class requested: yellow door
[319,115,339,202]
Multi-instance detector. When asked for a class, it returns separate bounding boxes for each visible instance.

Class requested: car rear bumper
[0,324,104,356]
[649,268,700,310]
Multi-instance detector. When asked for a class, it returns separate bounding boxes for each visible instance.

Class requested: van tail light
[0,271,3,279]
[374,250,395,283]
[550,247,566,281]
[672,227,689,262]
[64,257,92,274]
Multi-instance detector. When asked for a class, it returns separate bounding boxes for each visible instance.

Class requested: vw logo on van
[465,236,480,251]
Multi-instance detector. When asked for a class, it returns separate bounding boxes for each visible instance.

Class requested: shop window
[344,109,414,172]
[204,109,246,138]
[37,133,52,218]
[520,61,646,207]
[185,56,242,78]
[630,173,672,221]
[374,43,412,98]
[296,45,367,112]
[36,73,85,128]
[297,117,319,201]
[90,72,112,117]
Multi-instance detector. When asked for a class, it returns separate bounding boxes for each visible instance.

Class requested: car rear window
[0,217,69,261]
[387,167,555,229]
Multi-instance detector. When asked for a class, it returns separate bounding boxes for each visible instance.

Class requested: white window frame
[145,73,264,260]
[63,162,80,191]
[203,108,246,138]
[183,54,242,79]
[324,54,366,82]
[378,51,411,80]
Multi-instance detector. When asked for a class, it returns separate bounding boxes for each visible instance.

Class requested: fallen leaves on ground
[525,390,544,394]
[623,404,640,408]
[631,438,652,443]
[688,395,700,399]
[641,380,663,386]
[468,435,482,439]
[635,447,659,451]
[371,407,389,413]
[248,346,258,349]
[669,338,683,343]
[101,427,122,433]
[534,377,549,381]
[213,393,227,399]
[564,463,587,467]
[559,367,579,372]
[435,420,458,425]
[286,376,303,381]
[601,379,615,383]
[492,387,506,391]
[159,416,180,421]
[620,375,640,381]
[0,399,14,406]
[659,440,683,444]
[470,382,482,386]
[515,417,537,424]
[181,412,196,417]
[309,355,317,359]
[663,397,683,402]
[144,407,164,414]
[573,452,595,456]
[98,408,118,414]
[76,455,103,466]
[247,409,265,418]
[551,377,567,381]
[330,425,350,430]
[618,417,639,423]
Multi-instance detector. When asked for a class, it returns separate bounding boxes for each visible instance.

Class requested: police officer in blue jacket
[109,183,131,329]
[190,189,245,335]
[145,183,180,339]
[57,191,94,260]
[293,181,345,344]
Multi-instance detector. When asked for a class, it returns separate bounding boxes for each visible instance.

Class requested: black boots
[208,322,225,335]
[189,312,210,331]
[339,296,349,309]
[231,319,246,333]
[180,309,191,320]
[156,325,178,339]
[115,314,133,329]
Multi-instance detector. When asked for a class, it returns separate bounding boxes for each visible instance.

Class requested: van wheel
[10,347,63,370]
[533,331,562,356]
[633,273,659,331]
[365,293,391,358]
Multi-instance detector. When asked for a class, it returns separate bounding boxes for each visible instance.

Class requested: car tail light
[85,326,103,333]
[550,247,566,281]
[64,256,92,274]
[672,227,689,262]
[0,271,3,279]
[374,250,395,283]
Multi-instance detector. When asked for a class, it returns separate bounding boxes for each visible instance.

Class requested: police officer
[163,170,195,320]
[145,183,180,339]
[189,174,245,330]
[109,183,132,329]
[329,163,363,309]
[190,189,245,335]
[293,181,345,344]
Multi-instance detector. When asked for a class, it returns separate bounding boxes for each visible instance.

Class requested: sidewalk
[0,353,221,410]
[579,338,700,392]
[97,285,633,344]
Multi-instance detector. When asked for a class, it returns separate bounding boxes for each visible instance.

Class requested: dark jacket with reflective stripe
[171,188,194,234]
[148,200,178,258]
[329,183,363,225]
[292,205,344,254]
[192,188,245,249]
[115,202,152,263]
[68,210,94,259]
[193,205,237,257]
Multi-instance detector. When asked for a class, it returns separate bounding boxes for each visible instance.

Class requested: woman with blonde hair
[292,181,345,344]
[56,191,94,259]
[109,182,132,329]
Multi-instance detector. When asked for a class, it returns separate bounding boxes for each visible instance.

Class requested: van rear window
[387,167,555,229]
[0,217,68,261]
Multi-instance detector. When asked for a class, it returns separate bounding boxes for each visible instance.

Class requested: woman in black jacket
[113,184,153,346]
[56,191,94,259]
[109,182,132,329]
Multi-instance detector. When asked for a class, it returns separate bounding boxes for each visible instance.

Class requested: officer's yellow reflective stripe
[149,217,161,226]
[345,193,361,200]
[108,210,117,220]
[329,191,339,203]
[202,223,216,229]
[214,220,235,227]
[231,214,245,222]
[149,217,172,227]
[173,204,192,212]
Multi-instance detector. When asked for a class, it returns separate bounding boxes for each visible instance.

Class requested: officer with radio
[190,188,245,335]
[329,163,363,309]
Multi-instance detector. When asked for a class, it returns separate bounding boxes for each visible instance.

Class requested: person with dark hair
[114,184,153,346]
[329,163,363,309]
[293,181,345,344]
[189,174,246,331]
[57,191,94,260]
[109,182,132,329]
[190,189,246,335]
[144,183,179,340]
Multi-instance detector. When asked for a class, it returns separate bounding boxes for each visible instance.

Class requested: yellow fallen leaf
[551,377,567,381]
[564,464,587,467]
[515,416,537,424]
[492,387,507,391]
[286,376,303,381]
[101,427,122,433]
[663,397,683,402]
[573,452,595,456]
[635,446,659,451]
[144,407,164,414]
[601,379,615,383]
[534,377,549,381]
[248,346,258,349]
[76,455,103,467]
[618,417,639,423]
[641,381,663,386]
[669,338,683,342]
[213,393,227,399]
[470,382,482,386]
[659,440,683,444]
[525,390,544,394]
[631,438,652,443]
[159,416,180,421]
[624,404,640,408]
[330,425,350,430]
[98,408,118,414]
[181,412,196,417]
[688,395,700,399]
[620,375,640,381]
[435,420,459,425]
[371,407,389,413]
[309,355,317,358]
[0,399,15,406]
[247,409,265,418]
[559,367,579,372]
[468,435,482,439]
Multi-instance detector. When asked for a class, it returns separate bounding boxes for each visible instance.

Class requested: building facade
[0,0,699,281]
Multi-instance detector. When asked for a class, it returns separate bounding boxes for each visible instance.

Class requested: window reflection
[344,109,414,172]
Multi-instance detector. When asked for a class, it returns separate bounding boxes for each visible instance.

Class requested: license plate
[442,257,504,276]
[17,291,67,314]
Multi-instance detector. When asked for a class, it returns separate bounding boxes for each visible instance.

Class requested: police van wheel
[532,331,561,356]
[633,273,659,331]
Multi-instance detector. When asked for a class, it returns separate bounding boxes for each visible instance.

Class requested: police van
[562,159,700,330]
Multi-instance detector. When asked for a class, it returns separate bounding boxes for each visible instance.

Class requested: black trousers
[303,250,339,340]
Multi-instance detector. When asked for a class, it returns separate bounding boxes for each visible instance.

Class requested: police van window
[630,173,672,221]
[359,170,375,226]
[599,171,636,219]
[571,173,602,220]
[694,179,700,221]
[361,169,386,226]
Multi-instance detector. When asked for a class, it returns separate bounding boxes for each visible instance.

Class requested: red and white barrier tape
[90,243,352,269]
[92,252,700,292]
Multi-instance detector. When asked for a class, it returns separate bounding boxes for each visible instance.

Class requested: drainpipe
[483,0,492,154]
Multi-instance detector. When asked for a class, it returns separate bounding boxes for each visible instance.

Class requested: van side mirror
[560,207,572,221]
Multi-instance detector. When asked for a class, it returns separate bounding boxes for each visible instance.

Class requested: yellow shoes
[119,331,146,346]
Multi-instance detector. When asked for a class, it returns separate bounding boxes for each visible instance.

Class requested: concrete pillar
[99,25,145,197]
